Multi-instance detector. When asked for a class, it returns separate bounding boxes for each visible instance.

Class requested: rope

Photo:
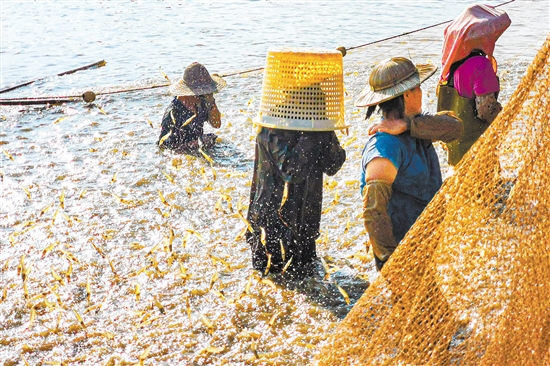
[0,0,516,106]
[0,60,106,95]
[346,0,515,51]
[219,67,264,78]
[0,97,81,106]
[0,84,171,106]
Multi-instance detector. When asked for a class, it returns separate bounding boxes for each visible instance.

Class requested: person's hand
[475,92,502,123]
[200,93,216,110]
[368,118,408,135]
[200,93,221,128]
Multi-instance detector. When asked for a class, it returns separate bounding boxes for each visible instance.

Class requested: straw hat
[169,62,227,96]
[355,57,437,107]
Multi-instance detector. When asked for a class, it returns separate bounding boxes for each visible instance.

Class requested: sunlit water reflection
[1,1,548,364]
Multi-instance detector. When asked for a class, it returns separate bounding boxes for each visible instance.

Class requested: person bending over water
[158,62,227,152]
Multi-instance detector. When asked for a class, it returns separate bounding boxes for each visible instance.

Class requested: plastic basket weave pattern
[256,47,347,131]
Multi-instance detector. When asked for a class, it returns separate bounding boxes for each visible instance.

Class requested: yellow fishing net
[317,34,550,366]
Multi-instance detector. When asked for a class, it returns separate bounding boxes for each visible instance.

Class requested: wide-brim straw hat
[355,57,437,107]
[169,62,227,96]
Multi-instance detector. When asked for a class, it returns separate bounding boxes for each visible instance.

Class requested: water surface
[0,1,548,364]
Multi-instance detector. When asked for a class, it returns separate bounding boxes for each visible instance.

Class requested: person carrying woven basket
[246,48,346,278]
[356,57,463,271]
[157,62,227,152]
[437,4,511,166]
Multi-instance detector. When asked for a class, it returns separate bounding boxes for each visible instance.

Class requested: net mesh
[317,34,550,366]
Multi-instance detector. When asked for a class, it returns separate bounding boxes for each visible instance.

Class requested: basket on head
[255,47,347,131]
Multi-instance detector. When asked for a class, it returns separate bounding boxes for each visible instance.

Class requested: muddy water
[1,1,548,365]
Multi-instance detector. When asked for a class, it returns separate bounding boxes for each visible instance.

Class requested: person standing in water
[246,48,346,278]
[355,57,463,270]
[437,4,511,166]
[158,62,227,152]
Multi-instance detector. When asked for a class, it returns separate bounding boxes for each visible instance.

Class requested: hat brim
[169,74,227,96]
[355,63,437,108]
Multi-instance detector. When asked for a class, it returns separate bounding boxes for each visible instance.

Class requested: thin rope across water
[0,0,516,106]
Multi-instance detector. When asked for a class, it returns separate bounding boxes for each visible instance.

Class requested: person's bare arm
[366,157,397,183]
[475,92,502,123]
[368,112,463,143]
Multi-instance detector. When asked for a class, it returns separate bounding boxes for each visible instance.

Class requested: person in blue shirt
[355,57,463,271]
[158,62,226,152]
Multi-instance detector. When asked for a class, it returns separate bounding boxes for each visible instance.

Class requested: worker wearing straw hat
[157,62,227,152]
[356,56,463,271]
[246,48,346,278]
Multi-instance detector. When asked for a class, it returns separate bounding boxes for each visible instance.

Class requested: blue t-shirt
[360,129,442,242]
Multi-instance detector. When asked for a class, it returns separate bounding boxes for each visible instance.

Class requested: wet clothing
[158,97,217,151]
[246,127,346,277]
[360,113,462,269]
[437,55,499,165]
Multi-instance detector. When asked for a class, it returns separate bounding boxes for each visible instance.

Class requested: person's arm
[201,94,221,128]
[363,157,398,262]
[158,104,175,146]
[368,112,463,143]
[322,132,346,176]
[475,92,502,123]
[471,57,502,123]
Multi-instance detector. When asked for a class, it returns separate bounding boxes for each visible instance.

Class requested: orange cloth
[440,4,511,84]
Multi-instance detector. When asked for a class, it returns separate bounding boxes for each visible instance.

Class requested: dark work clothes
[246,127,346,277]
[158,97,216,151]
